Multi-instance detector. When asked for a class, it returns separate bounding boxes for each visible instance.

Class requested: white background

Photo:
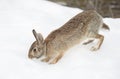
[0,0,120,79]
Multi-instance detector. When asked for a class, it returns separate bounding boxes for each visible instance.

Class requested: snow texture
[0,0,120,79]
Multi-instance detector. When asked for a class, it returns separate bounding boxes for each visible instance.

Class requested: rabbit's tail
[102,23,110,30]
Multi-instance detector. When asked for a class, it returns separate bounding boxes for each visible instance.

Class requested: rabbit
[28,10,110,64]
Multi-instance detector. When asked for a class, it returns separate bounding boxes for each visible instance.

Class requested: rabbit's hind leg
[90,34,104,51]
[83,39,94,45]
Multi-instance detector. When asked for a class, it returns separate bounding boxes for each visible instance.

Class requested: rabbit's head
[28,29,45,59]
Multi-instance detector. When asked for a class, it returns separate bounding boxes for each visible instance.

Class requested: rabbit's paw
[90,46,99,51]
[49,59,58,64]
[41,57,50,62]
[49,61,57,64]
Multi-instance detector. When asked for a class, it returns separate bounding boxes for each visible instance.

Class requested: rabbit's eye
[33,48,37,52]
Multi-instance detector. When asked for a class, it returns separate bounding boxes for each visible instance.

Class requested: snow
[0,0,120,79]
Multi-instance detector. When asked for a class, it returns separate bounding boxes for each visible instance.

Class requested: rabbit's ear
[32,29,44,45]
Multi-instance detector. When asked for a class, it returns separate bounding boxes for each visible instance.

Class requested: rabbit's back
[59,10,102,34]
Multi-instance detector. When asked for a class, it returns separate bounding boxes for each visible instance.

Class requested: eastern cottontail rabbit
[28,10,110,64]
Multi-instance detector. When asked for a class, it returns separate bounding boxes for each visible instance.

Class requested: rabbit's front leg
[41,57,51,62]
[49,53,64,64]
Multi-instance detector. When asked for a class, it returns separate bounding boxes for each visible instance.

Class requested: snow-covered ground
[0,0,120,79]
